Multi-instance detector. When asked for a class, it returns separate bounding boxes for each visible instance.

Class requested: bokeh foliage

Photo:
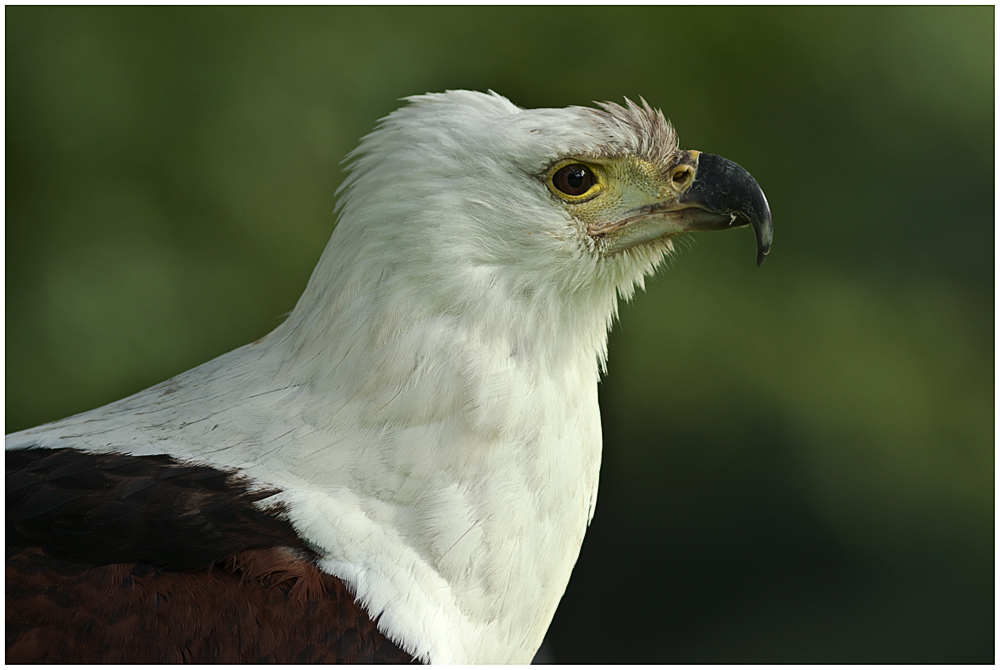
[6,6,993,662]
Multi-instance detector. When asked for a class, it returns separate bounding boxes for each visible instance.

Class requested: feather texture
[6,90,740,663]
[6,448,414,663]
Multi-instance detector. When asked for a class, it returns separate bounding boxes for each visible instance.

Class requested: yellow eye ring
[547,161,602,201]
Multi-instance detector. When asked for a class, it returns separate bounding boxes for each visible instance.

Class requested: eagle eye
[552,164,596,197]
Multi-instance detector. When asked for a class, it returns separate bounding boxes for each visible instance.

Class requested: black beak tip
[687,153,773,268]
[754,210,773,267]
[743,171,772,268]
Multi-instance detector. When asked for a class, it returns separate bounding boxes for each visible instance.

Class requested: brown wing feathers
[6,447,416,663]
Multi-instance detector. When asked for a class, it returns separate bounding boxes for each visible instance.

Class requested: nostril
[671,166,693,188]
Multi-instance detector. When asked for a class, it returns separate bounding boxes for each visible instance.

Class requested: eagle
[6,90,771,664]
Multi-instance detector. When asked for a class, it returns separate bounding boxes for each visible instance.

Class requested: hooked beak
[601,152,773,266]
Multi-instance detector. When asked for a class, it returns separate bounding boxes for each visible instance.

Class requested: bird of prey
[6,90,772,664]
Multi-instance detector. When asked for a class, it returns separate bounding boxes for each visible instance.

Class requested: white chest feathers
[8,310,606,663]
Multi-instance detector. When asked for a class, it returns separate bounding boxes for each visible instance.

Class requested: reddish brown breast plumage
[6,448,417,664]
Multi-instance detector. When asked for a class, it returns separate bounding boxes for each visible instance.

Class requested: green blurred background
[6,6,993,663]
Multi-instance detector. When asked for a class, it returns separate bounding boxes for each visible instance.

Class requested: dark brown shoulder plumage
[6,447,417,663]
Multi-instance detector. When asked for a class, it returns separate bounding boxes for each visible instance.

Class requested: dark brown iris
[552,164,595,196]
